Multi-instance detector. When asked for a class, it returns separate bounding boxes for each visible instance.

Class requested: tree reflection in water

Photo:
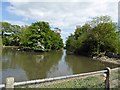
[2,48,117,83]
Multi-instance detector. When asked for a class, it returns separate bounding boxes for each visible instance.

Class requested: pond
[1,48,117,83]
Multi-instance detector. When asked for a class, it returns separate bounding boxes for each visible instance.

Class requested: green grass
[39,76,105,88]
[16,68,119,89]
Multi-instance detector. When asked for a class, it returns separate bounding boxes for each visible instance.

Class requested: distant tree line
[66,16,120,56]
[0,21,64,51]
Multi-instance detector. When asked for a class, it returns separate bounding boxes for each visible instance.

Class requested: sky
[1,0,119,43]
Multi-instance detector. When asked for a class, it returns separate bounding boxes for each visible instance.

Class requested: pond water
[1,48,117,83]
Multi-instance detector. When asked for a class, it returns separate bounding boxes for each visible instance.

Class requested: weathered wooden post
[5,77,14,90]
[104,67,111,90]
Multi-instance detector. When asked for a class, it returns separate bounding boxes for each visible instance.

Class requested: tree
[1,22,22,46]
[1,21,64,51]
[118,29,120,54]
[90,16,118,54]
[66,16,118,56]
[20,21,63,51]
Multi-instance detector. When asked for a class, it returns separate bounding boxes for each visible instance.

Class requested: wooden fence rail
[0,67,119,89]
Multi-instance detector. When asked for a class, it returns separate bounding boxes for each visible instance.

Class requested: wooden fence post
[105,67,111,90]
[5,77,14,90]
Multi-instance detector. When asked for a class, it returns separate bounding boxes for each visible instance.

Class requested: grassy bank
[16,68,119,89]
[39,76,105,88]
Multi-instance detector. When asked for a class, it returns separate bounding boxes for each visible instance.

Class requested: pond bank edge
[92,56,120,65]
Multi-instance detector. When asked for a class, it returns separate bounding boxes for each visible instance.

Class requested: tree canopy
[1,21,64,51]
[1,22,22,46]
[66,16,119,56]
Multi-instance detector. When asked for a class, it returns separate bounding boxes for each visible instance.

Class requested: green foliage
[118,29,120,54]
[1,21,64,51]
[66,16,118,56]
[20,22,64,51]
[1,22,21,46]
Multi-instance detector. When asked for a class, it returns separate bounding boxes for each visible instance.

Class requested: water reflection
[2,48,62,83]
[35,55,44,63]
[65,54,116,74]
[2,68,28,82]
[2,48,117,83]
[47,50,73,78]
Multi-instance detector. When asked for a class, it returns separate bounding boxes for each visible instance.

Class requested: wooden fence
[0,67,119,89]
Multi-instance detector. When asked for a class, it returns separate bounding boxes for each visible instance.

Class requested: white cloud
[4,1,118,42]
[3,0,119,2]
[3,20,29,26]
